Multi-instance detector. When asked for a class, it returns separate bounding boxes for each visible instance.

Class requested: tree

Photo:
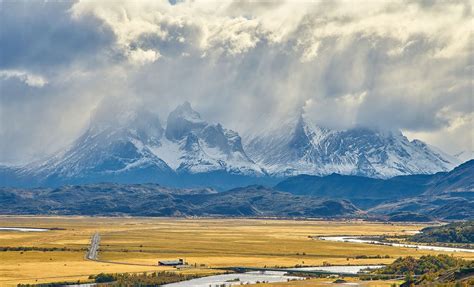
[404,272,414,287]
[95,273,115,283]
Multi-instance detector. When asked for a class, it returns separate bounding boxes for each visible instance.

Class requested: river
[162,265,385,287]
[162,271,303,287]
[288,265,383,274]
[319,236,474,253]
[0,227,49,232]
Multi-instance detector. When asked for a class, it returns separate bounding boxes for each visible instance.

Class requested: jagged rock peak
[165,102,206,140]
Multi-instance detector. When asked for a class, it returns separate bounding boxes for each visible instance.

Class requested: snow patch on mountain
[21,102,264,184]
[3,103,460,187]
[161,102,264,175]
[244,114,460,178]
[148,138,182,170]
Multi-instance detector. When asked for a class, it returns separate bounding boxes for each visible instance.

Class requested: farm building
[158,258,184,266]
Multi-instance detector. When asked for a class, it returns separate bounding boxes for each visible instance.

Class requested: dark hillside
[410,221,474,244]
[0,184,360,218]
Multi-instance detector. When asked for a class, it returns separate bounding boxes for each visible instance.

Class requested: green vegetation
[17,271,215,287]
[93,272,115,283]
[90,271,214,286]
[376,255,473,275]
[410,221,474,244]
[373,255,474,286]
[413,267,474,287]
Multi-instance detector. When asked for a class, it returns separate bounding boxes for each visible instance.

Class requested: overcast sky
[0,0,472,165]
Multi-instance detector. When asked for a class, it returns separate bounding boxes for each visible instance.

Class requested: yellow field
[0,216,473,286]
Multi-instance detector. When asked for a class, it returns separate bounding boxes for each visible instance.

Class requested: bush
[410,221,474,244]
[375,255,474,275]
[94,273,115,283]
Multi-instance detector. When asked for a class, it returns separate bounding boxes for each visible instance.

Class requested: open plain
[1,216,473,286]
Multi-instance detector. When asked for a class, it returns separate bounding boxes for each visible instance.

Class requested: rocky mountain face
[6,102,265,189]
[18,109,174,186]
[245,114,459,178]
[0,184,360,217]
[158,102,263,175]
[0,103,460,189]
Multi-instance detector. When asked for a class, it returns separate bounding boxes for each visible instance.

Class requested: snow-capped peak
[170,101,203,123]
[244,113,459,178]
[165,102,207,141]
[6,103,459,187]
[157,102,264,175]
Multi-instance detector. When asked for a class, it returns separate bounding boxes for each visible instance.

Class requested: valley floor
[0,217,473,286]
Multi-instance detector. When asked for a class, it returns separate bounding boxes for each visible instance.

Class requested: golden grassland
[0,216,473,286]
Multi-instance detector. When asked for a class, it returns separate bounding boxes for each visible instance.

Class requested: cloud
[405,112,474,156]
[0,0,472,164]
[0,70,48,87]
[128,48,161,65]
[0,1,114,72]
[304,91,367,130]
[70,0,472,60]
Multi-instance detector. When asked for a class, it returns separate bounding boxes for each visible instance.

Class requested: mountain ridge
[244,113,459,178]
[276,160,473,219]
[0,184,360,217]
[1,160,471,219]
[0,103,460,189]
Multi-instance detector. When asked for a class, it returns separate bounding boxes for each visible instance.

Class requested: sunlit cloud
[0,0,472,164]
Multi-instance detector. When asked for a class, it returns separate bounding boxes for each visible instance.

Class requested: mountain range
[0,184,359,217]
[1,102,267,189]
[245,114,459,178]
[1,160,471,219]
[277,159,474,220]
[0,160,474,221]
[0,102,464,190]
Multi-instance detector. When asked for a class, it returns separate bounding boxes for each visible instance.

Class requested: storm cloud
[0,0,472,164]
